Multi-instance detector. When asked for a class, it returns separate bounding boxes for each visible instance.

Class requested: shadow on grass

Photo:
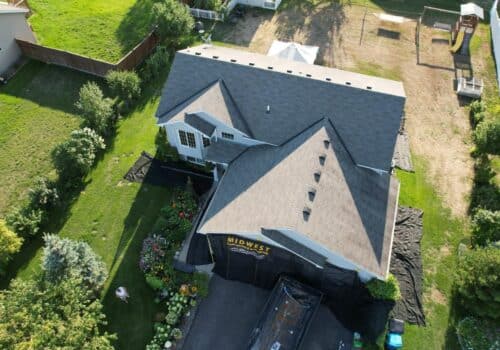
[443,291,463,350]
[101,178,172,350]
[0,60,99,115]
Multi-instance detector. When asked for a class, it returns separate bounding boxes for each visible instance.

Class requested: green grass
[353,61,402,81]
[29,0,156,62]
[0,61,90,216]
[396,158,468,349]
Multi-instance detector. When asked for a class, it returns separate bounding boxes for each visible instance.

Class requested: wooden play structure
[449,3,484,55]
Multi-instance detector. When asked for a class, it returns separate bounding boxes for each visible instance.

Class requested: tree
[28,176,59,210]
[5,207,44,237]
[76,82,115,136]
[142,46,169,82]
[52,128,106,182]
[0,277,115,349]
[474,118,500,155]
[0,220,23,274]
[106,70,141,101]
[42,234,108,293]
[152,0,194,43]
[471,209,500,247]
[455,247,500,320]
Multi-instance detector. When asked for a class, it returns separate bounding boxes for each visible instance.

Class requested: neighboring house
[156,45,406,287]
[0,2,35,76]
[228,0,282,11]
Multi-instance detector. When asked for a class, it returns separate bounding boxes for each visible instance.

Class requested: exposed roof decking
[157,45,406,171]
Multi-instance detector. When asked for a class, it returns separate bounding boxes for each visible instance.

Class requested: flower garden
[140,189,209,349]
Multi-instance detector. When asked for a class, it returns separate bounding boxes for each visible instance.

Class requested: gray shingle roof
[156,45,406,171]
[205,139,249,164]
[198,119,399,278]
[185,113,216,136]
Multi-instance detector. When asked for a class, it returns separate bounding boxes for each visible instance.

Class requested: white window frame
[179,130,196,148]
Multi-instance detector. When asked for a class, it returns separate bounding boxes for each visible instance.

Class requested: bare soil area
[213,2,487,217]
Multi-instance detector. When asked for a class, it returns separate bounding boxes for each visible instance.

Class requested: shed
[0,2,36,76]
[267,40,319,64]
[460,2,484,19]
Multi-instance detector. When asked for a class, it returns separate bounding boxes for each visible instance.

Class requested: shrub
[456,317,500,350]
[366,273,401,301]
[165,311,179,325]
[470,100,486,115]
[192,0,223,11]
[106,70,141,101]
[155,127,180,162]
[146,274,167,290]
[142,46,169,82]
[76,82,115,136]
[42,234,108,293]
[153,0,194,43]
[471,209,500,247]
[192,272,210,298]
[28,177,59,210]
[0,220,23,274]
[455,247,500,320]
[470,184,500,212]
[474,118,500,155]
[52,128,106,182]
[0,277,115,349]
[6,207,43,237]
[171,328,183,340]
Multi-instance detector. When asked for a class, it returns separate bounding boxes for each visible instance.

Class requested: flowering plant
[139,234,169,274]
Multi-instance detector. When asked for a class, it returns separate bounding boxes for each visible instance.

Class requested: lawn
[0,61,89,216]
[396,159,467,349]
[28,0,156,62]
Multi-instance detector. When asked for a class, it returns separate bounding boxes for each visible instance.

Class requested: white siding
[0,11,35,75]
[164,121,205,161]
[491,1,500,90]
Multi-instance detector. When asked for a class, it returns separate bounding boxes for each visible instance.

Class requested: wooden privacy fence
[16,31,160,77]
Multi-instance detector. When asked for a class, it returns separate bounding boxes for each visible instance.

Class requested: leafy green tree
[456,317,500,350]
[142,46,169,82]
[76,81,115,136]
[28,176,59,210]
[455,247,500,320]
[106,70,141,101]
[474,118,500,155]
[152,0,194,43]
[0,220,23,274]
[5,207,44,237]
[52,128,105,182]
[366,273,401,301]
[42,234,108,293]
[0,277,115,349]
[471,209,500,247]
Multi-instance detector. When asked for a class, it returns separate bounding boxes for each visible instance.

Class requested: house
[228,0,282,11]
[156,45,406,287]
[0,2,35,76]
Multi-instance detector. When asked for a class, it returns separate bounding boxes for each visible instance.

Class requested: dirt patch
[430,287,447,305]
[439,244,451,257]
[215,2,481,217]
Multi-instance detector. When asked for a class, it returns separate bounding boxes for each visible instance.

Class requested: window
[221,132,234,140]
[203,137,211,148]
[179,130,196,148]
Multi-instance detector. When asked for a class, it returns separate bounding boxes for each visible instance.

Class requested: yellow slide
[450,29,465,53]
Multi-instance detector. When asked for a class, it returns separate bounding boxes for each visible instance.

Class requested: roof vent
[367,86,372,90]
[268,66,273,70]
[303,207,311,221]
[230,59,237,62]
[212,55,219,59]
[287,69,293,73]
[314,171,321,183]
[319,154,326,166]
[326,77,331,81]
[306,74,312,78]
[308,188,316,202]
[323,140,330,148]
[195,52,202,55]
[345,81,352,86]
[249,62,255,66]
[266,105,271,114]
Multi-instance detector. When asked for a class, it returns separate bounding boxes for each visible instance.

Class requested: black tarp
[247,277,322,350]
[389,206,426,326]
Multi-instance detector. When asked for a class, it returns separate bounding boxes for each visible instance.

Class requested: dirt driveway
[213,1,483,217]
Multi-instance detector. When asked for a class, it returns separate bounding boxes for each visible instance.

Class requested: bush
[366,273,401,301]
[470,184,500,212]
[0,220,23,274]
[470,100,486,115]
[456,317,500,350]
[6,207,43,237]
[155,127,180,162]
[75,82,115,136]
[455,247,500,320]
[474,118,500,155]
[28,177,59,210]
[142,46,169,82]
[471,209,500,247]
[192,0,223,11]
[146,274,167,290]
[153,0,194,43]
[42,234,108,293]
[192,272,210,298]
[52,128,106,182]
[106,70,141,101]
[0,277,115,349]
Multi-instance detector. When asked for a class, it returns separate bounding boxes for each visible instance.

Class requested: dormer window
[221,132,234,140]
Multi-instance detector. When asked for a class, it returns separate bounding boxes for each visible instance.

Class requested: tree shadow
[0,60,99,115]
[443,289,464,349]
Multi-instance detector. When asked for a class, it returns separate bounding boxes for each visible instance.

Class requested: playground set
[417,2,484,98]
